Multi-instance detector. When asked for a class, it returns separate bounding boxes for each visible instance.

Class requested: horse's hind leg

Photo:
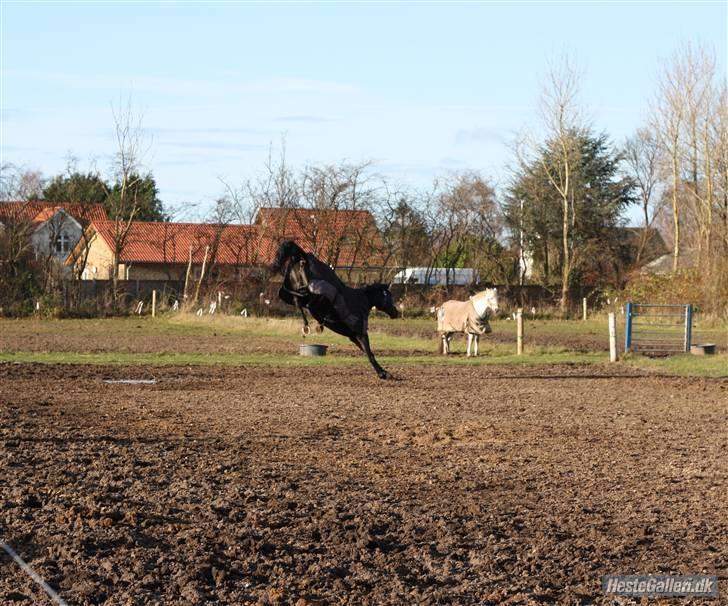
[296,303,310,336]
[349,335,365,352]
[466,333,473,357]
[355,334,392,380]
[474,335,479,356]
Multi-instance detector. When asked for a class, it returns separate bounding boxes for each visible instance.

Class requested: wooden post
[182,246,193,304]
[193,245,209,305]
[608,313,617,362]
[516,308,523,355]
[217,291,222,311]
[582,297,587,321]
[152,289,157,318]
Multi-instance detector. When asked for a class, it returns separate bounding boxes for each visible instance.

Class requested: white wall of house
[31,210,82,261]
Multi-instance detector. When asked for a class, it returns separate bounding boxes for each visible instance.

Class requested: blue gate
[624,303,693,354]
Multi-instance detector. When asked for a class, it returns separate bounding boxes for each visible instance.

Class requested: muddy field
[1,362,726,605]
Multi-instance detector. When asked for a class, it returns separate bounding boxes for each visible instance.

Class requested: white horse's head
[470,288,498,319]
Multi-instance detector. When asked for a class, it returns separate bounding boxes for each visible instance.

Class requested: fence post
[582,297,587,321]
[684,304,693,352]
[193,246,209,305]
[608,313,617,362]
[516,308,523,356]
[152,289,157,318]
[624,303,633,353]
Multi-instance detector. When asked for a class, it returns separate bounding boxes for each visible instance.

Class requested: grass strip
[2,350,725,377]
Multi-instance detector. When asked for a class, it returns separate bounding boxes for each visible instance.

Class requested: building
[621,227,670,268]
[255,207,385,276]
[66,220,275,280]
[65,207,388,282]
[0,201,107,260]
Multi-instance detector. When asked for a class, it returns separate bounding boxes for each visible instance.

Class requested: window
[55,233,71,255]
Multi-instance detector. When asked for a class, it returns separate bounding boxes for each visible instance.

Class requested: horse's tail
[270,240,306,274]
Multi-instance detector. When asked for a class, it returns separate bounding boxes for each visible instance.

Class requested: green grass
[623,353,728,378]
[3,312,724,344]
[0,349,606,368]
[2,349,724,378]
[0,314,725,377]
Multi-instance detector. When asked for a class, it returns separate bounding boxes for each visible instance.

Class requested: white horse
[437,288,499,356]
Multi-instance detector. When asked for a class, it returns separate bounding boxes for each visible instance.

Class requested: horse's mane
[270,240,306,274]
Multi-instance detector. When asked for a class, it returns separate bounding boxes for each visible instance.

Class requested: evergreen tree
[504,130,635,289]
[108,173,167,221]
[42,171,167,221]
[42,172,107,205]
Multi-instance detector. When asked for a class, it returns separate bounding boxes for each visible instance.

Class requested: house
[65,208,389,282]
[255,207,385,276]
[66,220,276,280]
[621,227,669,268]
[521,226,669,286]
[0,201,107,260]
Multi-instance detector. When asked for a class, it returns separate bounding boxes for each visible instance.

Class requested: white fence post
[516,308,523,356]
[608,313,617,362]
[152,289,157,318]
[582,297,587,321]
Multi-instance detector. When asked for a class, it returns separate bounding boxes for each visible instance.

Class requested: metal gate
[624,303,693,355]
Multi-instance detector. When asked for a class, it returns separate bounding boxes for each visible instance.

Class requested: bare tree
[0,163,44,201]
[296,161,377,274]
[0,205,35,311]
[653,47,689,271]
[717,83,728,255]
[623,127,664,264]
[537,56,584,313]
[675,44,717,266]
[105,98,150,303]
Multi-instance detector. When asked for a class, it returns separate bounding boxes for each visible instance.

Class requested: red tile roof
[66,209,385,270]
[0,201,108,224]
[88,220,275,266]
[255,207,384,267]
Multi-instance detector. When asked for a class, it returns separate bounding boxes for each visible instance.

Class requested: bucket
[690,343,716,356]
[299,344,328,357]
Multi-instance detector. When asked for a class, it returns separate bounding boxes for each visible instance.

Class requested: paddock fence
[624,303,693,355]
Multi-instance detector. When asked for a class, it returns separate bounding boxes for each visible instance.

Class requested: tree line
[1,42,726,316]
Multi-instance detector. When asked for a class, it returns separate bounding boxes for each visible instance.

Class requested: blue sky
[1,1,726,221]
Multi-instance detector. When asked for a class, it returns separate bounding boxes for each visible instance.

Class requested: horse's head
[471,287,498,319]
[366,284,400,319]
[270,240,305,275]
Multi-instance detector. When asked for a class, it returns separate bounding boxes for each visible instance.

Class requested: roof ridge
[91,219,256,227]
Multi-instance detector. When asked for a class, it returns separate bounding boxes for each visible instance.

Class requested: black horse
[270,240,399,379]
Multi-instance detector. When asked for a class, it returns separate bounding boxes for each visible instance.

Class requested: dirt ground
[1,362,726,605]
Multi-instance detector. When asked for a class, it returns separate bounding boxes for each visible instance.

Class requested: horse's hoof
[378,371,393,380]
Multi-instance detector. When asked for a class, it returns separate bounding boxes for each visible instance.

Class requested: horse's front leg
[355,333,392,380]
